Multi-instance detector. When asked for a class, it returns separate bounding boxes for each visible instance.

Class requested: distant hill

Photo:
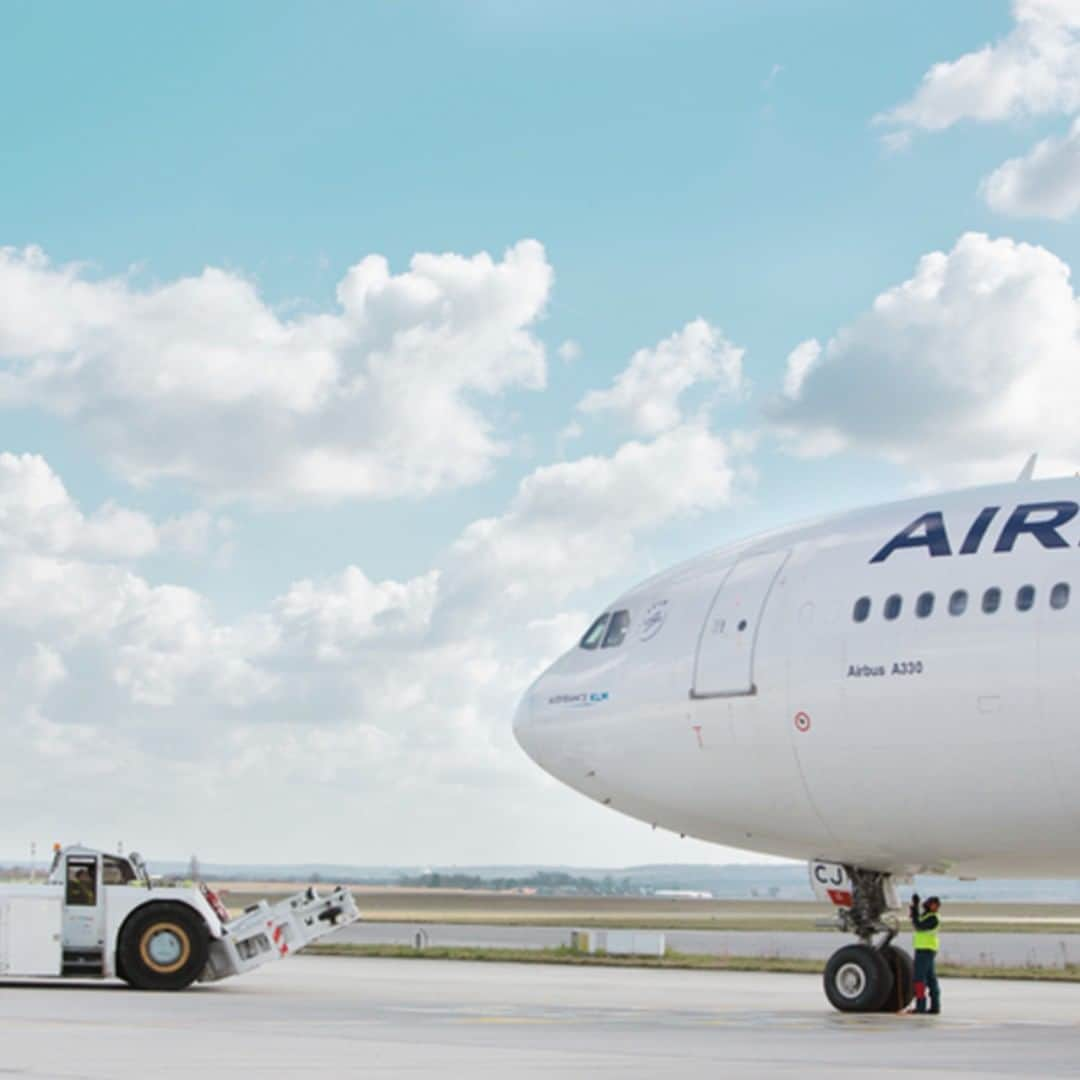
[8,856,1080,902]
[148,861,1080,903]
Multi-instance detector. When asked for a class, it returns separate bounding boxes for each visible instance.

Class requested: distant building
[653,889,713,900]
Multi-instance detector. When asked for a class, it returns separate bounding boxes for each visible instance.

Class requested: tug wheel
[823,943,894,1012]
[118,903,209,991]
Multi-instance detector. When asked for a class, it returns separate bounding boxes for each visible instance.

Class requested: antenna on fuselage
[1016,453,1038,483]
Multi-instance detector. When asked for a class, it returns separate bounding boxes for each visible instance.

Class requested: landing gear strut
[819,866,914,1014]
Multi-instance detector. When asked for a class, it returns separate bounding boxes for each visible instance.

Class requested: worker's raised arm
[912,910,940,932]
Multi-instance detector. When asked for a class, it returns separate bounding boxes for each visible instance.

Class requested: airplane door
[692,550,789,698]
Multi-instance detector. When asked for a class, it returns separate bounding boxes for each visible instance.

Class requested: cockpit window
[602,610,631,648]
[580,614,610,650]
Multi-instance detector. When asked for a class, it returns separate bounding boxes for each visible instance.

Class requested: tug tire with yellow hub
[117,903,210,990]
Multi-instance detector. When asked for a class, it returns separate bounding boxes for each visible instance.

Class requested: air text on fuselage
[870,501,1078,564]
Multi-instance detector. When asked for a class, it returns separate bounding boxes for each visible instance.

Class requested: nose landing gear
[818,866,915,1013]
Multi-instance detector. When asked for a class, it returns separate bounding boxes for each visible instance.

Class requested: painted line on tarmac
[458,1016,563,1025]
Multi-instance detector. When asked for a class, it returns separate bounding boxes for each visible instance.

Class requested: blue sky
[1,1,1078,863]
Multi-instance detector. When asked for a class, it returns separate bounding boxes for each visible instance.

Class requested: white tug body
[0,844,359,989]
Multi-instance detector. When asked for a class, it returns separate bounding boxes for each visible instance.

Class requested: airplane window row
[580,610,632,649]
[853,583,1070,624]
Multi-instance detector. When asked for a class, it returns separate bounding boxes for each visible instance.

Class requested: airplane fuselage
[514,477,1080,878]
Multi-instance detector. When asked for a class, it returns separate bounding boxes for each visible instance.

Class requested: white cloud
[771,232,1080,484]
[880,130,913,155]
[0,465,271,715]
[0,551,279,707]
[445,422,739,616]
[111,585,279,708]
[557,420,584,447]
[157,509,229,558]
[878,0,1080,134]
[0,452,158,559]
[277,566,439,660]
[0,359,748,862]
[876,2,1080,219]
[875,2,1080,215]
[0,452,224,562]
[578,319,744,436]
[0,241,552,505]
[557,339,582,363]
[981,115,1080,219]
[781,339,821,400]
[16,643,67,695]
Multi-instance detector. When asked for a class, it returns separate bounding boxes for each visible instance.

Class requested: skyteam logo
[639,600,669,642]
[871,501,1080,563]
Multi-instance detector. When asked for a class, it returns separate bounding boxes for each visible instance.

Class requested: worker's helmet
[924,895,941,909]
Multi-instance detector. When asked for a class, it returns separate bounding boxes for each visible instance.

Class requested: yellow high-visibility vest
[913,916,940,952]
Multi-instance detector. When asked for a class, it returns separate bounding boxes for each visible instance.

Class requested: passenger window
[65,858,97,907]
[602,610,631,648]
[1051,582,1071,610]
[102,856,136,885]
[949,590,968,616]
[853,597,871,623]
[884,594,902,620]
[916,592,934,618]
[982,587,1001,614]
[1016,585,1036,612]
[580,615,609,650]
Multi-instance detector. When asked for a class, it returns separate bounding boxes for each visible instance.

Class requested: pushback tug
[0,843,359,989]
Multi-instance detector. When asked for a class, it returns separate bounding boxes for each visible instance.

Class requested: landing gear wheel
[117,903,209,991]
[823,944,894,1013]
[877,944,915,1012]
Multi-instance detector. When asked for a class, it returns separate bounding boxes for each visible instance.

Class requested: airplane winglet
[1016,453,1038,483]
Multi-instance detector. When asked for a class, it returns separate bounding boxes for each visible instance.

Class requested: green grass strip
[340,916,1080,935]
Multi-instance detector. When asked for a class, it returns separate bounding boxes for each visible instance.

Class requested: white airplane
[514,470,1080,1012]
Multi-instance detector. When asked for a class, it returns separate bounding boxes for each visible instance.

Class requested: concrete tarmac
[333,920,1080,969]
[4,955,1080,1078]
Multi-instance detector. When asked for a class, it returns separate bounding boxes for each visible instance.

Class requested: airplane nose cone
[513,670,593,792]
[512,688,533,753]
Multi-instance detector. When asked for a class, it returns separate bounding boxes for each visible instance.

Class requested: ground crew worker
[68,867,95,906]
[910,893,942,1014]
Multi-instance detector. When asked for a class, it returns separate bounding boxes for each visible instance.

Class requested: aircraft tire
[823,943,894,1012]
[117,902,209,991]
[876,944,915,1011]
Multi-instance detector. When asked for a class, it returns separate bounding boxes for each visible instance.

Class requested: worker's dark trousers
[913,949,940,1013]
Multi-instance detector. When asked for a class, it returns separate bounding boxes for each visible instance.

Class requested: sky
[1,0,1079,866]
